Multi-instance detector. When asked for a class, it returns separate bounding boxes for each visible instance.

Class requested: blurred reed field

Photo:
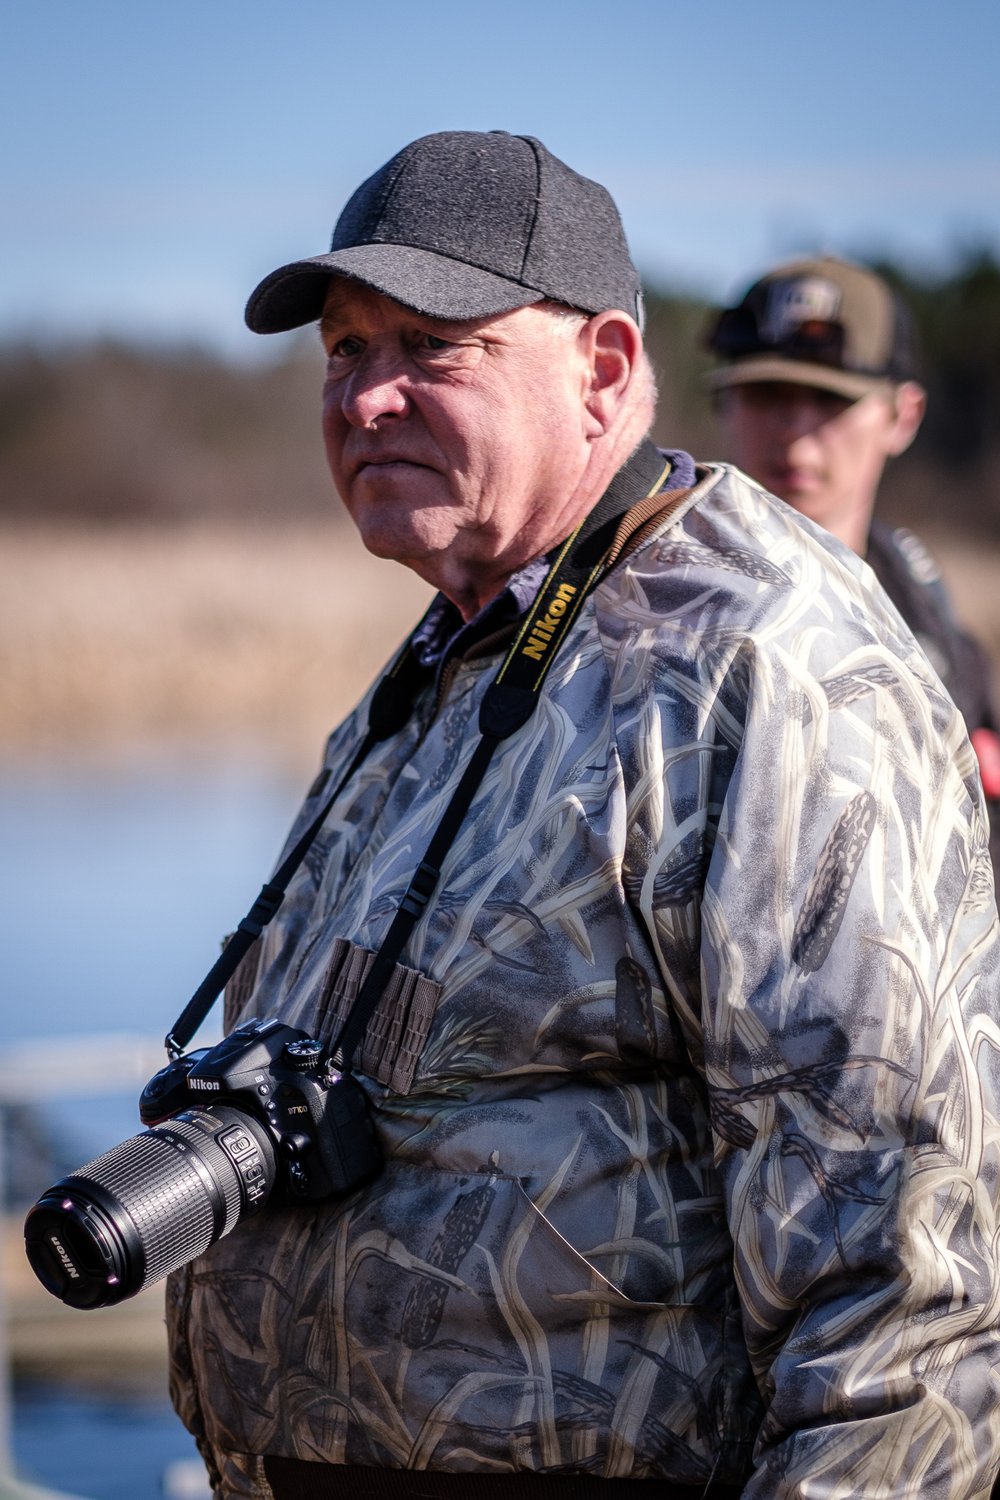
[0,521,434,769]
[2,522,996,774]
[1,254,999,767]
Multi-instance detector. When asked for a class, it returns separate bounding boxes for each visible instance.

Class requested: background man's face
[719,381,904,546]
[320,282,592,588]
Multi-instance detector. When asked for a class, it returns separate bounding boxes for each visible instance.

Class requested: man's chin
[359,533,421,564]
[770,476,824,514]
[782,488,825,515]
[352,513,451,568]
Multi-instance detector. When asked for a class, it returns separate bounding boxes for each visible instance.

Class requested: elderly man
[166,134,1000,1500]
[706,255,1000,864]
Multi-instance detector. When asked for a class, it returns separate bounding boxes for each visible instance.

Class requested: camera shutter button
[283,1039,323,1071]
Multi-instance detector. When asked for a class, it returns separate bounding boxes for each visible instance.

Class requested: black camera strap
[164,643,427,1057]
[165,440,672,1062]
[331,439,672,1070]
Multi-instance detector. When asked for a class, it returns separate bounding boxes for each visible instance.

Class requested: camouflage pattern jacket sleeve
[866,518,1000,883]
[167,463,1000,1500]
[604,469,1000,1498]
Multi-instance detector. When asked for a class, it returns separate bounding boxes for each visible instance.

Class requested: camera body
[24,1018,382,1309]
[140,1017,380,1202]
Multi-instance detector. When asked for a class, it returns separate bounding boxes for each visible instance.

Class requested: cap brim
[245,244,546,334]
[707,355,890,401]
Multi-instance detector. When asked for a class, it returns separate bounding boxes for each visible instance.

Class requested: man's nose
[339,347,411,428]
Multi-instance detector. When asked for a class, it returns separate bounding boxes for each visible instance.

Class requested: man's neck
[435,429,656,621]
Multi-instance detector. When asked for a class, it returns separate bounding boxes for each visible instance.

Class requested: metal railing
[0,1034,171,1498]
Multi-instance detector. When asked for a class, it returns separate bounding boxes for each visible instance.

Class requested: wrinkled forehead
[320,276,481,328]
[320,275,588,340]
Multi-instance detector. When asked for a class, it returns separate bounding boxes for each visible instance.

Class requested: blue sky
[5,0,999,357]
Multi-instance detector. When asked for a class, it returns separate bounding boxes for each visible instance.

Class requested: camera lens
[24,1104,276,1309]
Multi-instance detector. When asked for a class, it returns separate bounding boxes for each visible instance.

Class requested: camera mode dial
[283,1038,324,1071]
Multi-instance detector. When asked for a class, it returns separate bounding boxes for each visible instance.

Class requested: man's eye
[421,333,451,351]
[329,336,363,359]
[816,392,853,418]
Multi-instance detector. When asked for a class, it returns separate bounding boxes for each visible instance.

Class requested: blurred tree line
[1,250,998,536]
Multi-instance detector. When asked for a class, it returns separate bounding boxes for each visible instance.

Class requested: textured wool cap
[706,256,921,399]
[245,130,643,333]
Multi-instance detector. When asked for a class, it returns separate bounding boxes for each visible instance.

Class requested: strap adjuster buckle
[400,861,439,917]
[237,881,285,939]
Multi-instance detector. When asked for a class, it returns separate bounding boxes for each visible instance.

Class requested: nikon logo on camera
[48,1235,80,1279]
[522,583,577,662]
[189,1078,222,1090]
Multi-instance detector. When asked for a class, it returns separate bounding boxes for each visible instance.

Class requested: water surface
[2,754,305,1498]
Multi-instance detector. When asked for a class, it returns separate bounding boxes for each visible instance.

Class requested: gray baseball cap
[245,130,643,333]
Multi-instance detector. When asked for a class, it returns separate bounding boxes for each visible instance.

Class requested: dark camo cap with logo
[245,130,643,334]
[706,255,920,399]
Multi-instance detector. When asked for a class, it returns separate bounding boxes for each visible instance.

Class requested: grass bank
[1,521,997,771]
[0,522,434,771]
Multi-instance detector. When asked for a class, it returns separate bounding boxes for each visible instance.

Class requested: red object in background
[971,727,1000,800]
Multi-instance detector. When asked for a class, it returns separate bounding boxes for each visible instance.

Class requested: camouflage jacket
[866,518,1000,879]
[167,462,1000,1500]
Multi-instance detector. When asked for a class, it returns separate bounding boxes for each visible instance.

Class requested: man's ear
[579,311,644,436]
[886,381,926,457]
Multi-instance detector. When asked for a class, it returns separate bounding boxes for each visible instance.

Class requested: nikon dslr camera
[23,1018,382,1309]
